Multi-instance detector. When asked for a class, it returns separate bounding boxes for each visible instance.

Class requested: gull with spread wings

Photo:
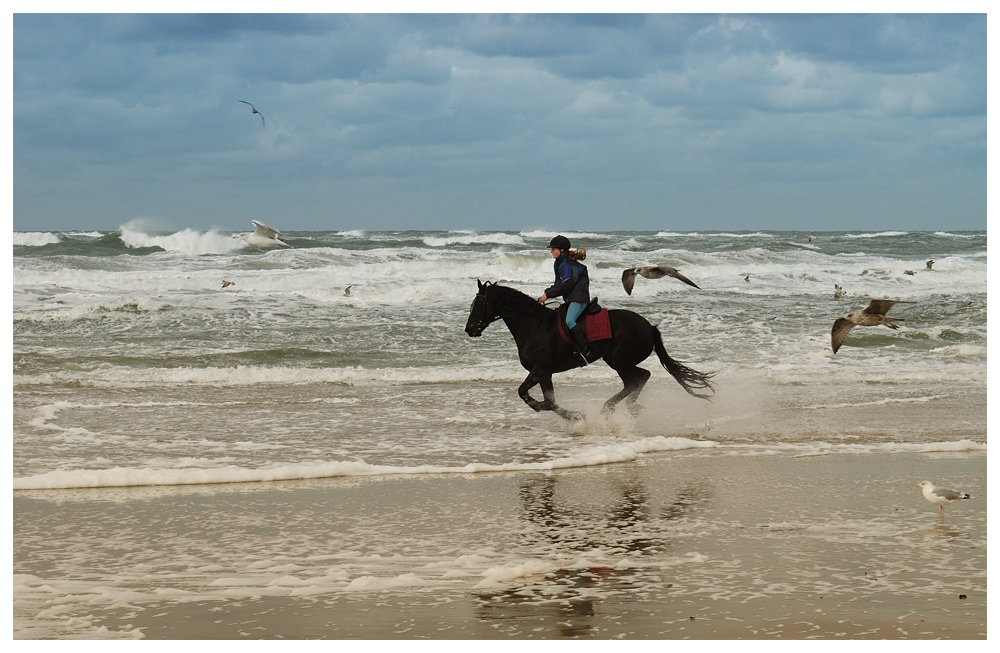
[831,299,913,354]
[239,100,265,127]
[622,266,700,295]
[233,220,291,249]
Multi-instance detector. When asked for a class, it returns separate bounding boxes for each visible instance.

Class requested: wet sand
[14,450,986,639]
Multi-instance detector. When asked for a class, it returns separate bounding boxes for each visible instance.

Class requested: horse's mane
[486,283,553,317]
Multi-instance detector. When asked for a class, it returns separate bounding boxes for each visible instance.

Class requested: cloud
[12,13,986,231]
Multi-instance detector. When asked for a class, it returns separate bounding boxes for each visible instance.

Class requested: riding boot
[570,322,594,367]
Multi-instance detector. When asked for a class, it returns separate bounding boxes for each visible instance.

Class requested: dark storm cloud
[12,13,986,231]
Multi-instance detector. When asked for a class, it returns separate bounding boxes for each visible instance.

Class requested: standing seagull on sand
[234,220,291,249]
[831,299,913,353]
[239,100,265,127]
[916,481,970,517]
[621,266,700,295]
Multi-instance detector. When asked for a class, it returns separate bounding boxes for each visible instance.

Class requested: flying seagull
[903,270,915,276]
[916,481,970,517]
[221,280,235,288]
[833,284,845,301]
[239,100,265,127]
[925,259,935,270]
[233,220,291,249]
[344,285,352,297]
[622,266,700,295]
[831,299,913,354]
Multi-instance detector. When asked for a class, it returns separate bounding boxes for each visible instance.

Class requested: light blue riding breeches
[565,301,587,330]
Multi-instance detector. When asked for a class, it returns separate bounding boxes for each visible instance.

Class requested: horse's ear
[477,279,484,291]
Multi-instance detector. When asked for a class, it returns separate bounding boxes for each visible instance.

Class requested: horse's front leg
[518,370,546,412]
[539,376,583,421]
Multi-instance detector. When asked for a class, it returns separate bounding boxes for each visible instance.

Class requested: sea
[13,226,987,487]
[11,226,988,638]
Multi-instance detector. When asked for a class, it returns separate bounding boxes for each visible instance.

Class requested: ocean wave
[13,232,61,247]
[13,437,985,490]
[64,231,105,239]
[614,238,645,251]
[933,232,984,239]
[423,233,526,247]
[519,230,609,241]
[119,224,244,255]
[652,231,772,239]
[13,296,166,322]
[802,395,945,410]
[842,231,909,238]
[13,436,719,489]
[13,363,532,387]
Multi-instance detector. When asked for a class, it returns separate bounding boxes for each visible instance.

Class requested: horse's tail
[652,327,716,400]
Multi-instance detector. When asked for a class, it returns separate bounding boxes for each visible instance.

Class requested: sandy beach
[14,449,986,639]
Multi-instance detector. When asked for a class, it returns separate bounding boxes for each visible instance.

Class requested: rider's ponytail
[569,248,587,262]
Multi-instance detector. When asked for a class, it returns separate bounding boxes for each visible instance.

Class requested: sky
[10,10,989,233]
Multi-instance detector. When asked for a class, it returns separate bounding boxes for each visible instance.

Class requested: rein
[471,283,552,332]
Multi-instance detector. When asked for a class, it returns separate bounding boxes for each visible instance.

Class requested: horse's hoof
[556,409,584,421]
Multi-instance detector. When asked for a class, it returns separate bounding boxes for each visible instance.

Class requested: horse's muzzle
[465,323,483,337]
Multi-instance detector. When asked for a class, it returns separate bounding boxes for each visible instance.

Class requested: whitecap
[13,232,61,247]
[843,231,909,238]
[424,233,526,247]
[119,223,244,255]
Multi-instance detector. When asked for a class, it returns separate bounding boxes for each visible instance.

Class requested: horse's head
[465,280,501,337]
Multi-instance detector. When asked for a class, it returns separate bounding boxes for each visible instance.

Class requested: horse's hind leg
[623,367,651,415]
[603,366,651,415]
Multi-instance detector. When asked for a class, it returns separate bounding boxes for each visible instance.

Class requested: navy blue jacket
[545,251,590,304]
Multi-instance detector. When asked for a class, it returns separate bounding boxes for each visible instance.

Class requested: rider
[538,235,594,366]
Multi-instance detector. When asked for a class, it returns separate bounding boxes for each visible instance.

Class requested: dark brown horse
[465,281,715,420]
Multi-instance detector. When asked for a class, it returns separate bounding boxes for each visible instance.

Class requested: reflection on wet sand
[922,523,966,543]
[476,472,711,635]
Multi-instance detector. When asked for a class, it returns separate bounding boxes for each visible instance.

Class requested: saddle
[556,298,612,343]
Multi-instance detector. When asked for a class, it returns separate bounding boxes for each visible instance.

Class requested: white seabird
[234,220,291,249]
[621,266,700,295]
[916,481,970,517]
[831,299,913,354]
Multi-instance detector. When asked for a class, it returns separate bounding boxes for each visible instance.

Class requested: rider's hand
[539,294,547,303]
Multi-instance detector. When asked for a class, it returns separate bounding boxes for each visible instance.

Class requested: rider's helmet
[548,235,571,251]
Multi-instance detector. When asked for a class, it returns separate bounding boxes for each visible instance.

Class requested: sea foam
[13,436,719,489]
[13,232,61,246]
[119,224,244,255]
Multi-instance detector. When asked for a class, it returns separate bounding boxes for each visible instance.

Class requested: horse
[464,281,715,420]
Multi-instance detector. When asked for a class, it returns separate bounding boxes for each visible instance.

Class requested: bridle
[468,283,501,333]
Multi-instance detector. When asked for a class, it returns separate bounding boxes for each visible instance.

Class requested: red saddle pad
[557,308,612,343]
